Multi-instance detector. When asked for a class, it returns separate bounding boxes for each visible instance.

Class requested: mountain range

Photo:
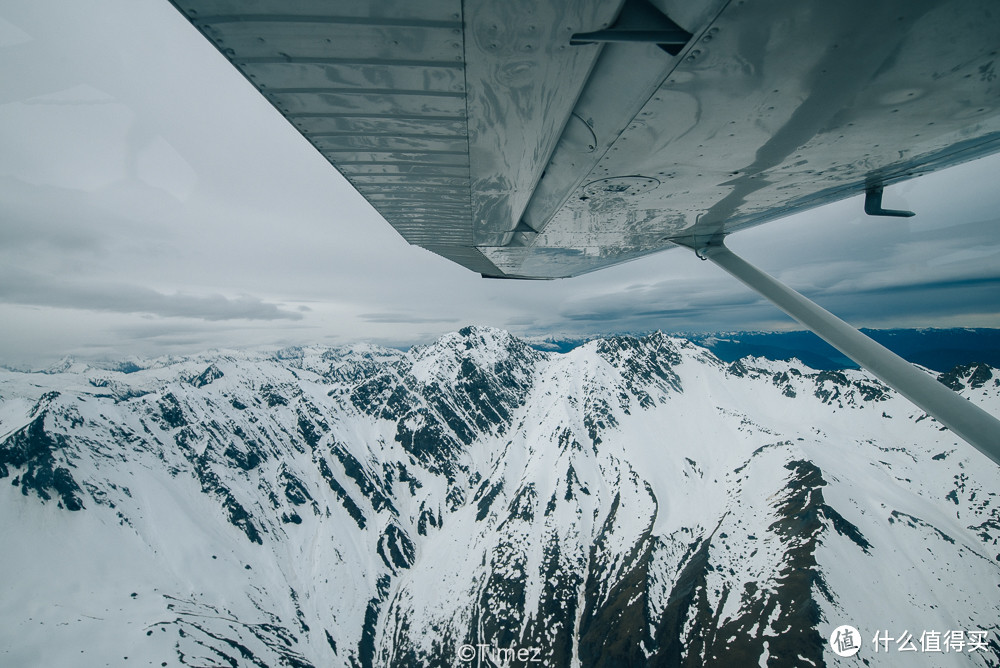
[1,326,998,667]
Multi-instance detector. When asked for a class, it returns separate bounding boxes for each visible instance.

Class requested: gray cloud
[852,276,1000,297]
[359,312,461,324]
[0,270,302,321]
[557,273,764,327]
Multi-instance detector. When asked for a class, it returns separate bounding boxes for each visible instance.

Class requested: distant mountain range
[690,328,1000,372]
[533,328,1000,372]
[1,327,998,667]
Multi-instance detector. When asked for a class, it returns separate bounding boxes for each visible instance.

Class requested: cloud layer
[0,270,302,321]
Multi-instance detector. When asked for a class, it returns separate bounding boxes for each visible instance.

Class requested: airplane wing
[167,0,1000,279]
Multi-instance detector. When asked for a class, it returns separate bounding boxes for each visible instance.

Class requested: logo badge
[830,625,861,657]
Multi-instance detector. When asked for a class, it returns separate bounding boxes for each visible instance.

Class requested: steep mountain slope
[1,327,998,667]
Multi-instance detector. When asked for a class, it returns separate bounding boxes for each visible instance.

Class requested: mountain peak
[407,326,542,384]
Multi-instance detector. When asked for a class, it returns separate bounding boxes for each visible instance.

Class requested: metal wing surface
[169,0,1000,279]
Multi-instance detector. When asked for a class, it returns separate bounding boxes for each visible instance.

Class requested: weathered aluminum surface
[483,0,1000,277]
[170,0,1000,279]
[461,0,621,246]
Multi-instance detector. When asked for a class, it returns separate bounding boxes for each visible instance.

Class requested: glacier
[0,326,998,667]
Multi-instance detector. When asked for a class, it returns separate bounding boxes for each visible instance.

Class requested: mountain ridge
[1,326,998,667]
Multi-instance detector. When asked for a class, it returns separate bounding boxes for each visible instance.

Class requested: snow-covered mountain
[1,326,998,667]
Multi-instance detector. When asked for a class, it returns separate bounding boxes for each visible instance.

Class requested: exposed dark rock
[157,393,187,429]
[316,457,367,530]
[260,384,289,407]
[224,444,262,471]
[378,523,415,572]
[0,413,84,511]
[190,365,224,388]
[939,362,995,391]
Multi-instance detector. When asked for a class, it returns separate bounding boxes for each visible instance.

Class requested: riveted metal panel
[294,116,468,137]
[312,135,469,154]
[461,0,623,245]
[268,91,467,117]
[173,0,462,23]
[196,22,464,62]
[242,62,466,95]
[497,0,1000,278]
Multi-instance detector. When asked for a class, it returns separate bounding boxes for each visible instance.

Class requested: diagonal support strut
[693,241,1000,465]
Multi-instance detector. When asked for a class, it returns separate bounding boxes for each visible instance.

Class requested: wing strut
[690,241,1000,465]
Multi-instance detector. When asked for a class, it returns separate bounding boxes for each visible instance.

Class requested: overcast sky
[1,0,999,367]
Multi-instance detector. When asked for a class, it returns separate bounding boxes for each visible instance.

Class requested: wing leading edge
[169,0,1000,278]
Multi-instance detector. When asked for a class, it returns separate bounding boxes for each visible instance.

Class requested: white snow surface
[0,326,997,667]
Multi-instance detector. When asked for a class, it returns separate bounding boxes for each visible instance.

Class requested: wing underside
[170,0,1000,278]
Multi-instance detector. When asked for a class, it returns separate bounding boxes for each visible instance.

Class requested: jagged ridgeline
[1,327,998,667]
